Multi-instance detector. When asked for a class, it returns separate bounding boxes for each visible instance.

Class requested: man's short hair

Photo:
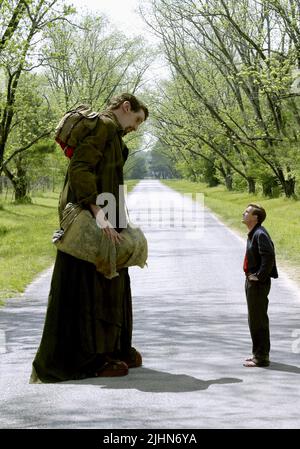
[107,93,149,120]
[248,203,266,224]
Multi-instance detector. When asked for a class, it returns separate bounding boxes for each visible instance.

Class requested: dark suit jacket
[246,224,278,282]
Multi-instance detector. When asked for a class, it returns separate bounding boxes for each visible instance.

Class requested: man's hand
[90,204,124,245]
[248,274,259,281]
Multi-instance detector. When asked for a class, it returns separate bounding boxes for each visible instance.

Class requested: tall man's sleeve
[68,119,109,207]
[256,232,275,282]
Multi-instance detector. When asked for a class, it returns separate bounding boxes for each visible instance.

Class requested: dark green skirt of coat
[31,250,132,383]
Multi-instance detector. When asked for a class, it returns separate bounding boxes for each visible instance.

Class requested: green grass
[0,180,140,305]
[0,192,59,305]
[163,179,300,284]
[124,179,139,192]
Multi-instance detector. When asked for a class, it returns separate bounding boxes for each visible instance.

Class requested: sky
[66,0,151,39]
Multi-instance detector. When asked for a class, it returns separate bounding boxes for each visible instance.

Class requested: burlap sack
[53,203,148,279]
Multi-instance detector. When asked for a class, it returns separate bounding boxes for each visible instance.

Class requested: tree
[1,72,56,201]
[151,74,257,190]
[1,5,154,200]
[149,142,179,179]
[0,0,74,200]
[141,0,300,196]
[44,14,155,111]
[124,152,149,179]
[0,0,27,54]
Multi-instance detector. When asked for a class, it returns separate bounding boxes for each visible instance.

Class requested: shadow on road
[63,367,243,393]
[265,362,300,374]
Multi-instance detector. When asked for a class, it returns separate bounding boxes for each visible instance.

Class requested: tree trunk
[15,157,30,201]
[262,181,273,197]
[3,157,31,202]
[247,177,256,194]
[262,175,278,197]
[277,168,296,198]
[283,177,296,198]
[0,143,5,173]
[218,163,232,190]
[14,179,27,200]
[0,0,27,53]
[225,173,233,191]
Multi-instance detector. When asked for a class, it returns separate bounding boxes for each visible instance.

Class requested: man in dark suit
[242,203,278,367]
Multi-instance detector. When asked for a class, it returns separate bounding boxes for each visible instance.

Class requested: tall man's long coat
[31,112,132,382]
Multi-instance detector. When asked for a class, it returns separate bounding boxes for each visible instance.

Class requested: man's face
[242,206,258,227]
[120,102,145,134]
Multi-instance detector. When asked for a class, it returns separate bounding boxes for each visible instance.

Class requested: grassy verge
[163,179,300,286]
[0,180,140,305]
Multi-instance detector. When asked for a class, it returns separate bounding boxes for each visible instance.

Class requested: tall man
[242,203,278,367]
[31,93,149,382]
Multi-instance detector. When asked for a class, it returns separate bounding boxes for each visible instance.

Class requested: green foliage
[44,14,154,111]
[1,3,152,203]
[202,159,219,187]
[149,0,300,197]
[0,0,75,203]
[148,142,178,179]
[125,152,149,179]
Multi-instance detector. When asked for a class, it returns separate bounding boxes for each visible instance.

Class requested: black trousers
[245,278,271,360]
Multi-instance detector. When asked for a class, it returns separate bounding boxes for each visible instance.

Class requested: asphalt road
[1,179,300,429]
